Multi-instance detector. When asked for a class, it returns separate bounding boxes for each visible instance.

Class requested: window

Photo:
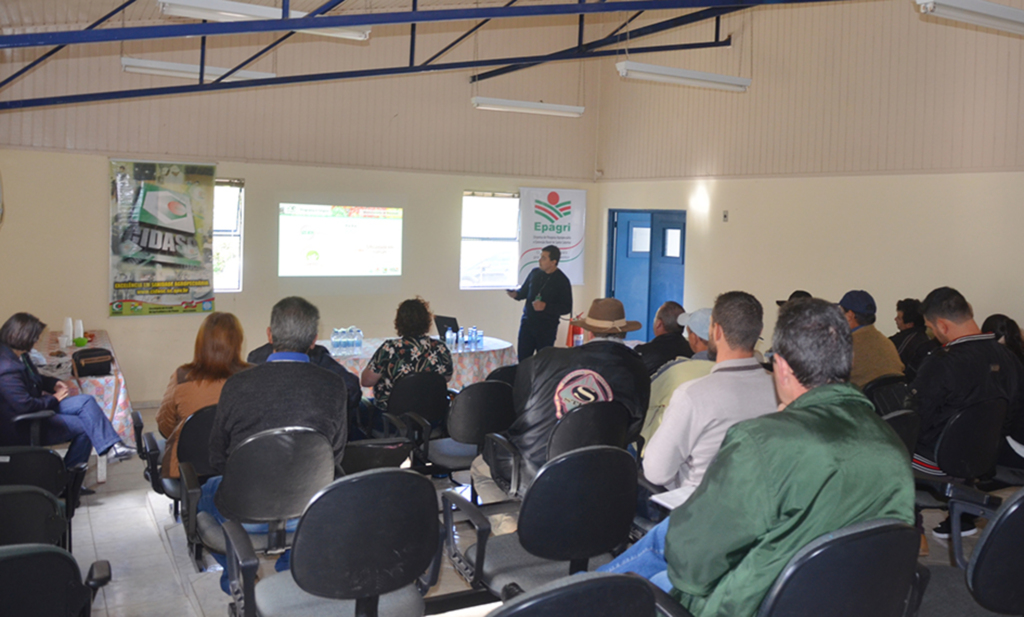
[213,179,244,293]
[460,192,519,290]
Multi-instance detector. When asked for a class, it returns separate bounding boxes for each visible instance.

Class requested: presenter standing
[507,245,573,361]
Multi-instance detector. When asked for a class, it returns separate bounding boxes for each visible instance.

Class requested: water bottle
[445,327,453,348]
[476,329,485,348]
[468,326,477,349]
[354,328,363,354]
[458,327,465,350]
[331,328,343,355]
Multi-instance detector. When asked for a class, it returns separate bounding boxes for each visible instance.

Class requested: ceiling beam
[0,0,844,50]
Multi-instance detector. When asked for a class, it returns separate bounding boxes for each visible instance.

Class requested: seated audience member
[678,308,712,361]
[156,312,249,479]
[838,289,904,388]
[643,292,776,500]
[248,312,361,426]
[983,314,1024,471]
[634,301,693,376]
[639,358,713,454]
[0,313,132,467]
[476,298,650,497]
[203,296,348,591]
[911,288,1024,537]
[889,298,940,382]
[775,289,811,307]
[598,298,914,617]
[361,297,453,413]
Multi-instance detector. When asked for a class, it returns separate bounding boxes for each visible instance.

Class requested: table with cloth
[317,336,517,396]
[34,330,134,483]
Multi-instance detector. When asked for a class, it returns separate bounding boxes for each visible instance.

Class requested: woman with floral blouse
[361,297,453,412]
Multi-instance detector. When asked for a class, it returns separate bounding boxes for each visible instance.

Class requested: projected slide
[279,204,403,277]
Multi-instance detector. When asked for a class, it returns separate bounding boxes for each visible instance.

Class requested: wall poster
[518,187,586,285]
[109,160,216,316]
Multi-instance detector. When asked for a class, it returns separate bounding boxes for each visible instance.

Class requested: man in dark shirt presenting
[507,245,573,361]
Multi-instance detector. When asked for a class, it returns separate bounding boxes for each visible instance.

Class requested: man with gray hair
[202,297,349,593]
[209,296,348,471]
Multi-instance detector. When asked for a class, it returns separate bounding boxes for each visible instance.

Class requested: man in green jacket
[599,297,915,617]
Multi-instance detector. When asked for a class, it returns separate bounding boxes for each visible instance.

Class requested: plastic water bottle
[445,327,453,348]
[331,328,343,355]
[458,327,465,350]
[468,326,477,349]
[354,328,363,354]
[476,329,485,348]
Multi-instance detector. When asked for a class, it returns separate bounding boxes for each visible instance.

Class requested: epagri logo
[534,191,572,234]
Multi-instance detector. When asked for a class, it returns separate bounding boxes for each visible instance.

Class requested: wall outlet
[722,210,729,222]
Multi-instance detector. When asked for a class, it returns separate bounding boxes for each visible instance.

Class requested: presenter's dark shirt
[634,332,694,376]
[514,268,573,324]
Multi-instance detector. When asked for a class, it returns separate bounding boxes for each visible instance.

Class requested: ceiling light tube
[615,61,751,92]
[471,96,585,118]
[158,0,371,41]
[121,57,276,81]
[916,0,1024,35]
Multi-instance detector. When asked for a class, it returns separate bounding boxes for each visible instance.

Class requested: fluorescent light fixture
[158,0,371,41]
[916,0,1024,36]
[121,57,276,81]
[615,61,751,92]
[470,96,585,118]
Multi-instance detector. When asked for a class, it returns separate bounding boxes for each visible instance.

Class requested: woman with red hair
[156,312,249,479]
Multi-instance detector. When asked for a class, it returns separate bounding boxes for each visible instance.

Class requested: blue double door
[606,210,687,342]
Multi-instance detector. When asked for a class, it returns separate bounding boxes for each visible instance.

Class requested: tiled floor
[69,406,1012,616]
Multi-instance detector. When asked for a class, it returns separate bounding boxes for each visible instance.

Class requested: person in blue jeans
[597,517,674,592]
[0,313,132,466]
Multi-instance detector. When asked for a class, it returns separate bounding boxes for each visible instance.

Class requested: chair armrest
[905,563,930,617]
[625,574,696,617]
[131,411,145,458]
[484,433,522,498]
[180,462,203,542]
[13,410,56,423]
[402,412,433,460]
[442,489,492,589]
[65,462,87,520]
[86,560,112,597]
[949,497,999,570]
[142,432,166,494]
[381,412,410,439]
[417,521,445,595]
[638,473,668,496]
[223,519,260,617]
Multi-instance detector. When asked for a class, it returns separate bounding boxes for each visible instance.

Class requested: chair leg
[173,499,180,521]
[355,596,380,617]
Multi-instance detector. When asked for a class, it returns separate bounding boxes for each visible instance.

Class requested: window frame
[212,178,245,294]
[459,191,521,291]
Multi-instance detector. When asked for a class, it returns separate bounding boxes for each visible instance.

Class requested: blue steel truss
[0,0,846,111]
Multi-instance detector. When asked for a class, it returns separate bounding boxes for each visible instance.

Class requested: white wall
[591,172,1024,345]
[0,147,592,401]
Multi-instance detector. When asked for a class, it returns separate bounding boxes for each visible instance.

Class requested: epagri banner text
[109,160,216,317]
[518,188,586,285]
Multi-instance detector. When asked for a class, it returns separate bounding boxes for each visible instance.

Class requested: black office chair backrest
[0,544,92,617]
[518,446,637,562]
[486,365,518,388]
[967,487,1024,614]
[755,519,919,617]
[933,399,1008,480]
[214,427,335,523]
[0,486,66,547]
[881,409,921,460]
[292,468,438,601]
[447,381,515,446]
[340,437,415,474]
[388,372,451,425]
[177,405,218,477]
[486,572,656,617]
[862,374,911,417]
[546,401,631,460]
[0,446,67,497]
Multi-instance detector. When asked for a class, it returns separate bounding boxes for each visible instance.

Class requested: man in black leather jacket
[482,298,650,495]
